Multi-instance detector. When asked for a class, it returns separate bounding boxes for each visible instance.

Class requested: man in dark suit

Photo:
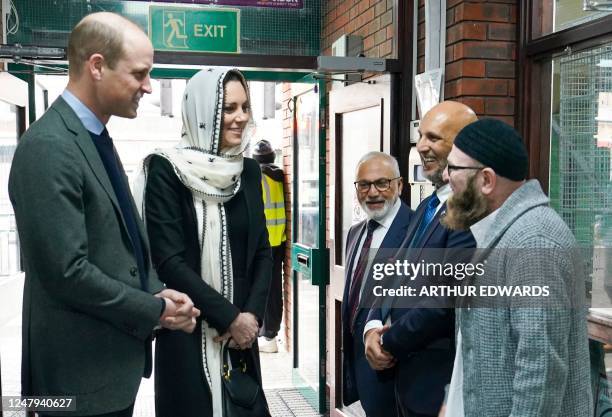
[8,12,199,417]
[342,152,413,417]
[364,101,477,417]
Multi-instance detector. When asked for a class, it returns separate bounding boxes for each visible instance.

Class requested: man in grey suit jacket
[8,12,199,417]
[440,119,593,417]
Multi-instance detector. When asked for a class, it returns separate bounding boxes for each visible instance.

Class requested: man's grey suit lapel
[52,98,132,241]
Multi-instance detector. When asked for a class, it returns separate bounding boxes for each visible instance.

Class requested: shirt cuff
[362,320,384,343]
[159,297,166,317]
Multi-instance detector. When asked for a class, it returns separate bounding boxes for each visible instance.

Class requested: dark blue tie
[89,128,149,291]
[411,192,440,247]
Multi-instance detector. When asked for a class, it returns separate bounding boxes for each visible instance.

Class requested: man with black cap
[440,119,593,416]
[252,139,286,353]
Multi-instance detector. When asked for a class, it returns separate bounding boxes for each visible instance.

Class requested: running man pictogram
[163,12,188,48]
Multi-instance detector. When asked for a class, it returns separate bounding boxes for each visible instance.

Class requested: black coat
[144,155,273,417]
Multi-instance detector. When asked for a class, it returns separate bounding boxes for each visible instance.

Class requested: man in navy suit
[342,152,413,417]
[364,101,477,417]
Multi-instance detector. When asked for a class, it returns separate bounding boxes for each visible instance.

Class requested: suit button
[130,266,138,277]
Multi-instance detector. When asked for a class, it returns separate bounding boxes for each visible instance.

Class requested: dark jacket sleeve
[145,155,240,334]
[242,158,273,324]
[382,229,476,356]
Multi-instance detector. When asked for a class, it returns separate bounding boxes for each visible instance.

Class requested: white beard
[360,195,397,221]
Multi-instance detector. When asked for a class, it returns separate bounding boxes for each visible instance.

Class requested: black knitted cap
[454,118,528,181]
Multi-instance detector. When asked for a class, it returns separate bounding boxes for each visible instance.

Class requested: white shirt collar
[470,208,500,247]
[436,183,452,205]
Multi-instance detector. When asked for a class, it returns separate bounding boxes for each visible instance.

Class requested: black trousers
[259,241,285,339]
[39,403,134,417]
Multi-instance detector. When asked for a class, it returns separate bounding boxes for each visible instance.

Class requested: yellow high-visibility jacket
[261,173,286,246]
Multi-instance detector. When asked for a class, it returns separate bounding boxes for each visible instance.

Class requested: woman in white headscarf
[139,68,272,417]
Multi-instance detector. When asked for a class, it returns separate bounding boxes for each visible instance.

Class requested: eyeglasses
[354,177,401,193]
[446,164,485,175]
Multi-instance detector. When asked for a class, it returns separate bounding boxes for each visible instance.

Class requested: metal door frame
[290,77,328,414]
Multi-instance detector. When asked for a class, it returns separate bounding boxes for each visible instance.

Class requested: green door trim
[290,80,329,414]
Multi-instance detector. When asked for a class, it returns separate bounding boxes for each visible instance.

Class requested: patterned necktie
[348,219,380,332]
[411,192,440,247]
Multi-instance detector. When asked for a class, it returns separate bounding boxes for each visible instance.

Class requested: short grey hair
[355,151,401,178]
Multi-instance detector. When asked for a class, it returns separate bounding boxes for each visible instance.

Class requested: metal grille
[7,0,322,56]
[553,44,612,248]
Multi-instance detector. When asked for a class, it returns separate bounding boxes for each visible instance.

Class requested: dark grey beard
[428,168,446,188]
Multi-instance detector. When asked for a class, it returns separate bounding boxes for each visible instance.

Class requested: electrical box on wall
[331,34,363,86]
[332,34,363,58]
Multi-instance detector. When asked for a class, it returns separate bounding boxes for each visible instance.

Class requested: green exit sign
[149,6,240,53]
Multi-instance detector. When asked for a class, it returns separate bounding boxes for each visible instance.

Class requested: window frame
[518,2,612,192]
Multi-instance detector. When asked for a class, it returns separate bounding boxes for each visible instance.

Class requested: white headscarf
[134,67,254,417]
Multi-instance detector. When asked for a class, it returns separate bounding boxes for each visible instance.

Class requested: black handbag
[222,342,270,417]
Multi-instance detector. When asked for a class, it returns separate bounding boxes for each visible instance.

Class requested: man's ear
[397,177,404,195]
[87,53,105,81]
[480,167,496,196]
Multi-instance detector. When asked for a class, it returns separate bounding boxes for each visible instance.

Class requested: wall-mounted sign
[415,69,443,117]
[133,0,302,9]
[149,6,240,53]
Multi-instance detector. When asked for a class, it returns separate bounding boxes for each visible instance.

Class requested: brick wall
[424,0,519,126]
[445,0,518,125]
[323,0,396,58]
[319,0,398,248]
[280,83,294,351]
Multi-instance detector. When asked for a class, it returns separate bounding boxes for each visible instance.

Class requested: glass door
[0,73,28,410]
[291,82,328,414]
[326,75,391,416]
